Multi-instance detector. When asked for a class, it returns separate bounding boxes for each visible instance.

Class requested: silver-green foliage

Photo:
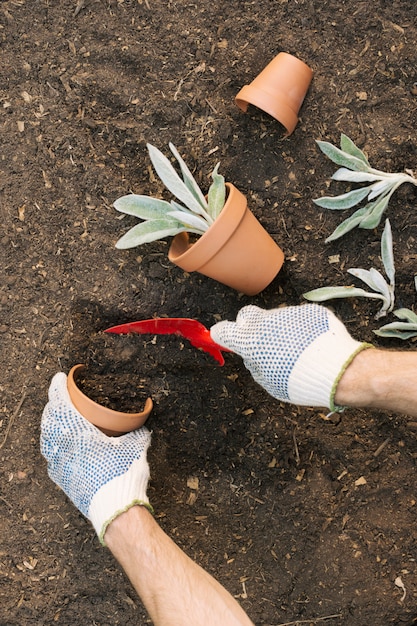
[375,276,417,339]
[303,219,395,319]
[114,143,226,248]
[314,134,417,243]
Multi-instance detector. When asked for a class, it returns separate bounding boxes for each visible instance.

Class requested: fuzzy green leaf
[340,134,370,166]
[347,267,390,301]
[358,195,390,229]
[325,206,370,242]
[381,219,395,285]
[393,308,417,323]
[303,285,383,302]
[314,186,371,210]
[115,219,185,249]
[114,194,172,219]
[147,143,212,219]
[207,163,226,220]
[331,168,381,183]
[370,267,392,301]
[374,321,417,339]
[316,140,369,172]
[168,208,209,233]
[168,143,208,210]
[367,179,391,201]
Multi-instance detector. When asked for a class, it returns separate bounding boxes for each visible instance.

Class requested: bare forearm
[105,506,254,626]
[335,348,417,417]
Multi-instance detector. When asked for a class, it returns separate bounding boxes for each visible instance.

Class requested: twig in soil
[373,437,390,458]
[0,389,27,450]
[276,614,342,625]
[281,216,290,239]
[173,77,185,101]
[292,430,300,465]
[0,495,13,510]
[205,98,218,114]
[74,0,86,16]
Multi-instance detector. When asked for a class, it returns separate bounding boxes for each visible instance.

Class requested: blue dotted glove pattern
[41,373,151,518]
[211,304,331,402]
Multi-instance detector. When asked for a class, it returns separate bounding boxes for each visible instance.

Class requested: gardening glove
[41,372,153,546]
[210,303,373,412]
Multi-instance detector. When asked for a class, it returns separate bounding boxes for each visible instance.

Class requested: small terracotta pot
[235,52,313,136]
[67,364,153,437]
[168,183,284,296]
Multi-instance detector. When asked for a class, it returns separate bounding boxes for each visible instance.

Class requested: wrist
[334,347,380,408]
[105,505,161,585]
[105,504,153,550]
[335,348,417,415]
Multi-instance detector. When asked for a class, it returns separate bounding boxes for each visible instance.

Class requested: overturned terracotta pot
[168,182,284,296]
[235,52,313,136]
[67,364,153,437]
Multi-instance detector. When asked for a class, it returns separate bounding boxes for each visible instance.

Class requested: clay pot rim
[67,364,153,436]
[235,84,299,135]
[168,182,247,270]
[235,52,313,136]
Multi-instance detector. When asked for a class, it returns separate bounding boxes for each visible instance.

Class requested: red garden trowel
[104,318,232,366]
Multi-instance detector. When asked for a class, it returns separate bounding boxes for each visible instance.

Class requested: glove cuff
[287,318,374,411]
[88,455,153,545]
[329,342,374,412]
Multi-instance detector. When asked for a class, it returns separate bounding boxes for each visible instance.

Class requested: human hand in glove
[211,303,373,412]
[41,373,153,545]
[41,375,257,626]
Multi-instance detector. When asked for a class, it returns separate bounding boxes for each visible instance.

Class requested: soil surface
[1,1,417,625]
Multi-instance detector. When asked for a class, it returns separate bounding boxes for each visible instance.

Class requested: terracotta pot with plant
[113,143,284,296]
[235,52,313,136]
[67,364,153,437]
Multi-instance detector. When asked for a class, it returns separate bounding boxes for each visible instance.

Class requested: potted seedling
[113,143,284,296]
[314,134,417,242]
[303,219,395,320]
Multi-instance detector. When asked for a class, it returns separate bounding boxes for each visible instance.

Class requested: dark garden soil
[2,1,417,624]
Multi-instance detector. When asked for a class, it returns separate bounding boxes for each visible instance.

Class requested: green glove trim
[329,343,375,413]
[100,500,155,546]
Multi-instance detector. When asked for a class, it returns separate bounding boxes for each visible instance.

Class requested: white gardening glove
[211,304,373,412]
[41,373,153,545]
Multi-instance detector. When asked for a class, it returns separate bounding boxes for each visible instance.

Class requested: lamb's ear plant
[303,219,395,319]
[114,143,226,249]
[374,275,417,339]
[314,134,417,243]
